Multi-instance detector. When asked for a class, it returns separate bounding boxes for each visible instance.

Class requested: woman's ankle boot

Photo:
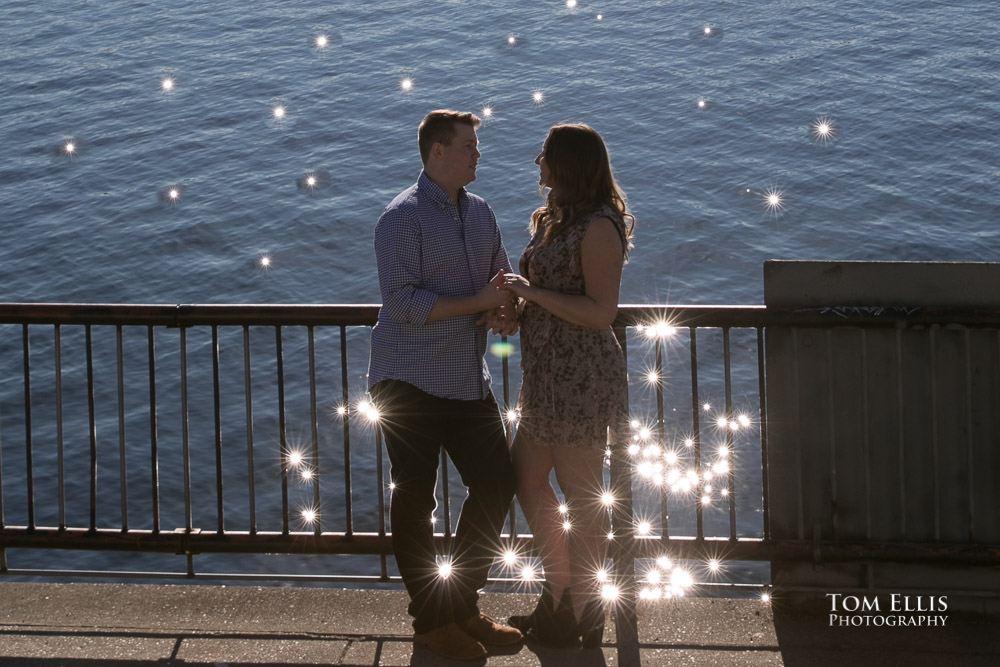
[531,587,579,647]
[508,583,553,634]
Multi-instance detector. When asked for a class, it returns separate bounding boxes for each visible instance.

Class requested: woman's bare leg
[552,444,608,622]
[512,436,572,599]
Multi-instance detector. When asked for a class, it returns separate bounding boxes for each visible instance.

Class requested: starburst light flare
[315,34,329,48]
[400,77,413,92]
[161,77,174,92]
[812,116,836,144]
[64,141,76,155]
[644,320,677,339]
[272,105,286,120]
[532,90,545,105]
[437,560,453,579]
[300,508,317,524]
[761,187,785,214]
[566,0,577,8]
[258,254,272,269]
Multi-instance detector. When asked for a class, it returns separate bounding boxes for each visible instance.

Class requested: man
[367,110,522,661]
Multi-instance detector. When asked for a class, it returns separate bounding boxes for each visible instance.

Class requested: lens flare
[761,187,785,214]
[812,116,836,144]
[400,77,414,92]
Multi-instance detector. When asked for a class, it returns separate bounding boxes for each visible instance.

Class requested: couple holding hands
[367,109,635,660]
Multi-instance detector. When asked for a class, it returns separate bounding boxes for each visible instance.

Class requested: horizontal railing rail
[1,302,999,587]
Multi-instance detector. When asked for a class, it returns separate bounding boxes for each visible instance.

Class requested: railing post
[610,322,640,665]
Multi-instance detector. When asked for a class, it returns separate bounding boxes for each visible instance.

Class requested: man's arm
[426,272,509,322]
[375,207,509,325]
[374,207,437,326]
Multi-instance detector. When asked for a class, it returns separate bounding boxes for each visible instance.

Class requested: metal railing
[1,303,998,585]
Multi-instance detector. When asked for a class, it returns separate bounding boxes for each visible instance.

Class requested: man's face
[439,123,481,188]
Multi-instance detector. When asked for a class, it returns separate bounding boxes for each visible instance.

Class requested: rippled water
[1,0,998,580]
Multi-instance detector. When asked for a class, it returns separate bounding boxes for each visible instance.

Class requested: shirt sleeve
[374,205,438,326]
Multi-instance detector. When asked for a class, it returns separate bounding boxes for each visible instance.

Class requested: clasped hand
[475,271,520,336]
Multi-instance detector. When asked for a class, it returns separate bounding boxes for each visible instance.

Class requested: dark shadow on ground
[772,596,1000,667]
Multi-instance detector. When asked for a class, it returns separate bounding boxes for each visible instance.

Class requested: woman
[501,123,635,647]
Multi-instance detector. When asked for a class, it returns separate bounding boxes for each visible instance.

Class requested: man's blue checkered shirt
[367,171,512,400]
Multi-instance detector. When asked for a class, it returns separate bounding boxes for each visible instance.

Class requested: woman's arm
[501,217,623,329]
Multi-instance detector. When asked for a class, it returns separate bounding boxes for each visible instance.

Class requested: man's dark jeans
[370,380,516,634]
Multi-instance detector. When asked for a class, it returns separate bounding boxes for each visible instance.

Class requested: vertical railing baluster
[86,325,97,532]
[895,329,906,540]
[22,325,35,530]
[180,327,192,532]
[307,326,321,534]
[690,327,703,540]
[861,331,872,541]
[929,329,940,542]
[376,423,388,579]
[55,325,66,530]
[963,329,975,543]
[212,326,225,534]
[341,326,353,536]
[825,330,838,542]
[276,326,289,535]
[148,326,160,533]
[0,404,5,531]
[792,330,804,540]
[756,327,770,542]
[723,328,736,540]
[243,325,257,534]
[116,325,129,531]
[502,335,517,541]
[441,447,452,543]
[654,337,668,538]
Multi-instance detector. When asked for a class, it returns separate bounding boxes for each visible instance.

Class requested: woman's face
[534,137,552,188]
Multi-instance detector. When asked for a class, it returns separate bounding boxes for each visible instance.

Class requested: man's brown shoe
[414,622,487,661]
[459,613,524,646]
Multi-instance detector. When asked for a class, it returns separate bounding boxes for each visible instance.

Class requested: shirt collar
[418,170,465,210]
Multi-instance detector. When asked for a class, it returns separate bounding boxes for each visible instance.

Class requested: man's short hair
[418,110,481,164]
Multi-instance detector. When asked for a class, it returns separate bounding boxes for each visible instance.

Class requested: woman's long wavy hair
[530,123,635,261]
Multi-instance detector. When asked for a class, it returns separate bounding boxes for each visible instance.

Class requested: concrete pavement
[1,582,998,666]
